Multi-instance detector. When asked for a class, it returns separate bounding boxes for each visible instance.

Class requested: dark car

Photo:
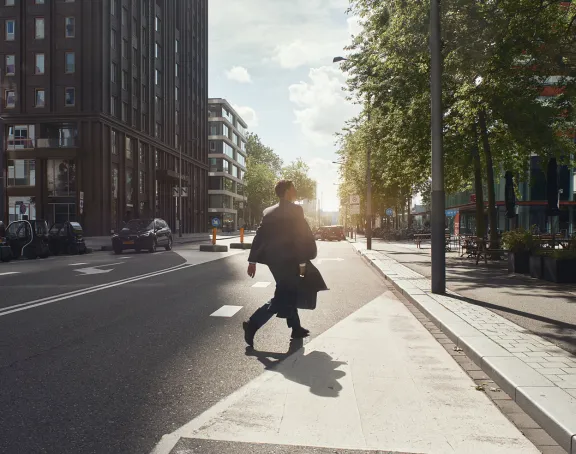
[0,221,12,262]
[6,219,51,259]
[319,225,345,241]
[111,218,173,254]
[48,221,88,255]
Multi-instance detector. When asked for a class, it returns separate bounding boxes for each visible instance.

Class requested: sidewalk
[153,290,542,454]
[85,232,245,251]
[351,240,576,454]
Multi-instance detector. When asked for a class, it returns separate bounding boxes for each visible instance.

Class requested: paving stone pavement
[352,241,576,454]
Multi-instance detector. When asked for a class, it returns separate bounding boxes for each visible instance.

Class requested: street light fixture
[333,55,373,250]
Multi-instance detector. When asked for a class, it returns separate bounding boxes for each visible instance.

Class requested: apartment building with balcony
[0,0,208,235]
[208,98,247,231]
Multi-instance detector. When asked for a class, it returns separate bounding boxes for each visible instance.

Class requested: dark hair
[275,180,294,198]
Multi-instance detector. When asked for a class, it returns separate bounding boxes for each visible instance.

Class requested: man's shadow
[246,339,346,398]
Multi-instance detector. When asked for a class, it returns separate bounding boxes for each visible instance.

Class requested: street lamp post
[333,56,372,250]
[430,0,445,294]
[178,145,182,238]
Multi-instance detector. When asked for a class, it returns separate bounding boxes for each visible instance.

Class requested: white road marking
[0,263,192,317]
[74,262,124,275]
[210,305,243,317]
[68,263,88,266]
[0,272,20,276]
[119,256,132,259]
[251,281,271,288]
[317,257,344,265]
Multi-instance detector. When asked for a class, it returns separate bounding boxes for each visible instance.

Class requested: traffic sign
[350,195,360,205]
[19,203,27,214]
[386,208,394,217]
[211,217,221,228]
[79,191,84,214]
[350,205,360,215]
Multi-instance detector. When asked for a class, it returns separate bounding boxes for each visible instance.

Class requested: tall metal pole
[0,119,4,224]
[366,110,372,250]
[430,0,445,294]
[179,146,182,238]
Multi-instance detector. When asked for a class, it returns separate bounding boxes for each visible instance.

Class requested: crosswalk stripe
[210,305,243,317]
[0,272,20,276]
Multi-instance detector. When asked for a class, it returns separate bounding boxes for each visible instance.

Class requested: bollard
[212,228,217,245]
[240,227,244,244]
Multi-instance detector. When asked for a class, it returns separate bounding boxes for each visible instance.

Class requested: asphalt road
[0,240,386,454]
[367,239,576,355]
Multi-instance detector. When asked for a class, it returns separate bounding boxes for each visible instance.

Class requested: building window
[35,53,45,74]
[175,134,179,148]
[175,86,178,101]
[155,69,160,85]
[175,110,178,126]
[126,170,133,204]
[175,62,179,76]
[7,160,36,187]
[125,137,132,160]
[5,90,15,108]
[121,70,128,90]
[35,89,45,107]
[175,39,179,53]
[139,144,145,163]
[122,102,128,122]
[132,46,138,62]
[65,17,75,38]
[155,43,160,59]
[34,18,45,39]
[155,16,160,32]
[209,125,218,136]
[5,19,15,41]
[6,0,15,5]
[35,0,45,4]
[111,29,117,48]
[237,153,246,167]
[111,130,117,154]
[111,0,117,15]
[47,159,76,197]
[155,122,161,139]
[139,171,145,193]
[111,62,117,83]
[209,141,215,151]
[121,7,127,26]
[6,55,15,75]
[223,143,234,159]
[65,88,75,106]
[133,107,138,127]
[110,96,117,115]
[65,52,75,73]
[122,39,128,58]
[222,124,229,138]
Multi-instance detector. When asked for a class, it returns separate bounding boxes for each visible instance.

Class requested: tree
[244,159,277,224]
[246,132,283,174]
[281,159,316,202]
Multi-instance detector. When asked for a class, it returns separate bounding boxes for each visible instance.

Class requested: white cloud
[347,16,363,38]
[225,66,252,83]
[233,104,259,128]
[288,66,360,146]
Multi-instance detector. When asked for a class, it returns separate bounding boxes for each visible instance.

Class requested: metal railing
[5,137,78,150]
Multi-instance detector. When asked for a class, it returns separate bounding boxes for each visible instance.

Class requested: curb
[88,235,244,252]
[355,245,576,454]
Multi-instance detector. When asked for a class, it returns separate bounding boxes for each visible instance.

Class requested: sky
[208,0,363,212]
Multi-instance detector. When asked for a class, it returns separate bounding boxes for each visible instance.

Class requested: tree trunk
[472,123,486,238]
[478,109,499,247]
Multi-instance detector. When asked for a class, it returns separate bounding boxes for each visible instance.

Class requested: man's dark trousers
[249,262,301,330]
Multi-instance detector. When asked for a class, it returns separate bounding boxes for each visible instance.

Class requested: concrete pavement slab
[153,293,539,454]
[352,240,576,453]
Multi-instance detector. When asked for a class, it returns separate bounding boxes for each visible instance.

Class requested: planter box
[508,251,530,274]
[529,255,544,279]
[542,256,576,283]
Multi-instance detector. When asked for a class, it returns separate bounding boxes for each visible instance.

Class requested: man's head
[275,180,297,202]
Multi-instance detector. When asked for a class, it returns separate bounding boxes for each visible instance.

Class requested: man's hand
[247,263,257,278]
[299,263,306,277]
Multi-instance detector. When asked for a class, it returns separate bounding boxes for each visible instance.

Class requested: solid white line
[68,263,88,266]
[0,272,20,276]
[119,257,132,259]
[209,305,243,317]
[251,281,271,288]
[0,263,191,317]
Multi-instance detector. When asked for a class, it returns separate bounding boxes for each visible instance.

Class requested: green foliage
[336,0,576,217]
[501,228,534,253]
[282,158,316,202]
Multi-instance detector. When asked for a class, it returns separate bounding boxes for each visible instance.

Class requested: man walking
[243,180,317,347]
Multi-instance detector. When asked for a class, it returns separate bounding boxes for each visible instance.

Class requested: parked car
[6,219,51,259]
[48,221,88,255]
[0,221,13,262]
[111,218,173,254]
[318,225,345,241]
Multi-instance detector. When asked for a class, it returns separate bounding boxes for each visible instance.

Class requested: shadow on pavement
[246,341,347,398]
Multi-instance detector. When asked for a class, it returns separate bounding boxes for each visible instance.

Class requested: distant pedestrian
[243,180,324,347]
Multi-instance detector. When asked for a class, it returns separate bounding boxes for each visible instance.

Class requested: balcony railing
[6,137,78,150]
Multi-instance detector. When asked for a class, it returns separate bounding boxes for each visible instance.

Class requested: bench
[414,234,431,249]
[475,239,507,265]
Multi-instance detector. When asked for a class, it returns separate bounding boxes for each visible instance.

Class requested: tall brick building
[0,0,208,235]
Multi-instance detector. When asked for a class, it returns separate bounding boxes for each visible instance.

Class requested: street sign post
[350,205,360,215]
[350,194,360,205]
[211,217,221,228]
[386,208,393,217]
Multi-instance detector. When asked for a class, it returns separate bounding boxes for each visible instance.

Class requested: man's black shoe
[291,327,310,339]
[243,321,257,347]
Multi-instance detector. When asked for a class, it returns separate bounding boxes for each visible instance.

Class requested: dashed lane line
[210,305,243,317]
